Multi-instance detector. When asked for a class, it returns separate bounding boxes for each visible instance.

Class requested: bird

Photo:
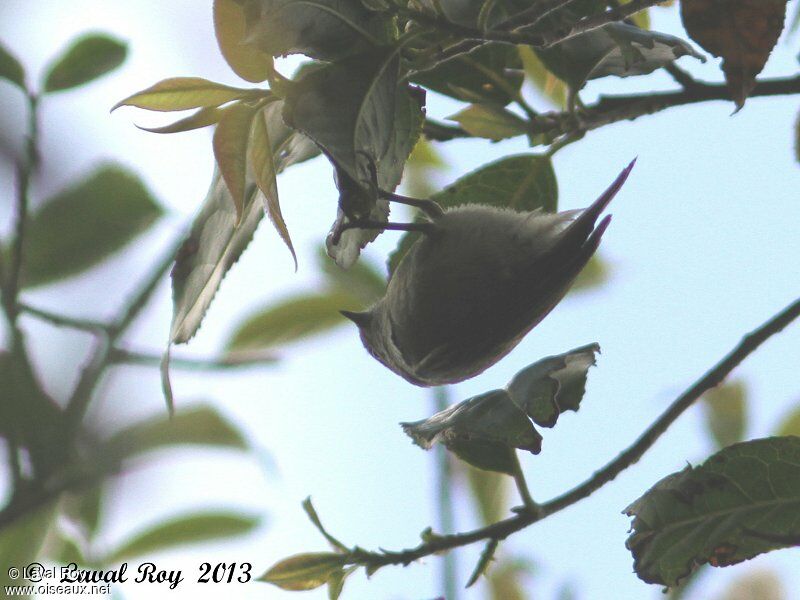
[341,159,636,386]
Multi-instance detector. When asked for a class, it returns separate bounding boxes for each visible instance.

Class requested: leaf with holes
[680,0,787,109]
[506,343,599,428]
[402,389,542,474]
[625,436,800,587]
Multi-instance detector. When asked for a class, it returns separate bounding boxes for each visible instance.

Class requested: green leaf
[0,40,26,90]
[388,154,557,274]
[302,497,349,553]
[113,77,263,112]
[506,343,599,428]
[0,502,57,588]
[238,0,388,61]
[402,389,542,475]
[317,247,385,306]
[226,291,361,352]
[106,512,259,563]
[214,102,258,222]
[518,45,566,109]
[43,33,127,93]
[625,436,800,587]
[570,254,610,292]
[250,103,296,267]
[285,51,424,267]
[136,106,224,134]
[260,552,348,591]
[104,404,248,459]
[702,380,747,449]
[19,165,162,288]
[413,43,523,106]
[167,101,318,346]
[283,50,400,186]
[448,103,528,141]
[535,22,703,90]
[213,0,273,82]
[775,404,800,436]
[467,538,499,587]
[327,566,357,600]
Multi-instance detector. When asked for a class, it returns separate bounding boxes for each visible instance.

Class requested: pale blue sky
[1,2,799,599]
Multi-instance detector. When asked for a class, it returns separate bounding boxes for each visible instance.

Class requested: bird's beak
[340,310,371,327]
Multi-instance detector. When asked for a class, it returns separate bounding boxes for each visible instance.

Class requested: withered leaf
[680,0,788,109]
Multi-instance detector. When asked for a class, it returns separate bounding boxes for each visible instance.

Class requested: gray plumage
[343,160,635,386]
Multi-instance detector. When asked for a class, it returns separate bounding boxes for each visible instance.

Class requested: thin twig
[510,452,538,513]
[108,347,277,371]
[63,236,185,437]
[348,296,800,569]
[19,302,109,332]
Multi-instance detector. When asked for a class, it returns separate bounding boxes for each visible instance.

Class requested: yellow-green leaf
[260,553,348,591]
[106,512,259,563]
[44,33,127,93]
[226,291,361,352]
[702,380,747,449]
[137,106,224,134]
[448,104,527,141]
[776,403,800,436]
[518,45,567,109]
[113,77,262,112]
[214,0,273,82]
[250,106,296,267]
[214,103,258,221]
[0,41,26,90]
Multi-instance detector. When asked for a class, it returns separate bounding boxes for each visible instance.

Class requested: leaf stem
[107,347,277,371]
[509,451,538,513]
[433,386,459,600]
[349,295,800,568]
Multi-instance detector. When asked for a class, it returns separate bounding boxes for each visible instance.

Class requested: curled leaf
[136,106,224,134]
[402,389,542,474]
[506,343,599,428]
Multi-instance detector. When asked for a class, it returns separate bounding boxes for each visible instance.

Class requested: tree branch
[19,302,108,332]
[349,295,800,569]
[63,236,185,438]
[108,347,277,371]
[423,75,800,143]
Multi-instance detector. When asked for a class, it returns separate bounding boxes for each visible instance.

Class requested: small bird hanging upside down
[342,159,636,387]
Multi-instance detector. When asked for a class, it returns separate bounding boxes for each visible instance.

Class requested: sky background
[1,2,800,599]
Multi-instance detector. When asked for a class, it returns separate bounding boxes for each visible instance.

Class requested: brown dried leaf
[680,0,788,109]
